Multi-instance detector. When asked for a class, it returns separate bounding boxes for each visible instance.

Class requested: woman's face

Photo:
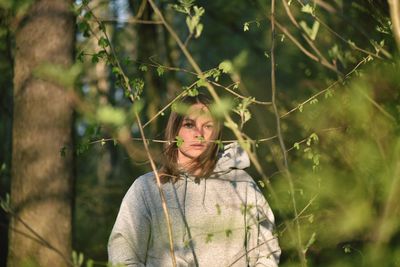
[177,103,215,167]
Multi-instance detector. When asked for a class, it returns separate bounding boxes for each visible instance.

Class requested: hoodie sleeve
[247,182,281,267]
[108,177,151,267]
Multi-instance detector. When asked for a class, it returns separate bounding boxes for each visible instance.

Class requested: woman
[108,94,281,267]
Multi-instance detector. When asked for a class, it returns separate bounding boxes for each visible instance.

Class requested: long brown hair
[160,94,222,183]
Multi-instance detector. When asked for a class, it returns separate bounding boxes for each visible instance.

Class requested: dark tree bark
[0,10,14,267]
[7,1,75,266]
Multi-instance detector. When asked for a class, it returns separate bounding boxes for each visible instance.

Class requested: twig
[269,1,306,265]
[134,114,177,266]
[388,0,400,50]
[281,0,340,75]
[294,0,388,59]
[96,17,163,24]
[209,80,272,105]
[142,83,193,128]
[281,57,369,118]
[274,19,338,73]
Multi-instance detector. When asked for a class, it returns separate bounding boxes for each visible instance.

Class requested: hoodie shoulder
[214,142,250,172]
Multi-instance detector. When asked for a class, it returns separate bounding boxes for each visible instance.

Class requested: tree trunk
[8,1,75,266]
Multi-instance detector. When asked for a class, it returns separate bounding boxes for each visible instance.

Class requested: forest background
[0,0,400,266]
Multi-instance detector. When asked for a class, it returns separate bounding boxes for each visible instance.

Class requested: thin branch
[135,114,177,266]
[286,127,344,153]
[357,88,396,122]
[226,241,280,267]
[210,80,272,105]
[270,1,306,265]
[294,0,389,59]
[274,19,339,73]
[96,17,163,24]
[142,83,193,128]
[135,0,148,19]
[281,0,340,74]
[280,57,369,119]
[388,0,400,50]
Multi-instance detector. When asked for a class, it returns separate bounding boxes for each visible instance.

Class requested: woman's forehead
[184,103,212,119]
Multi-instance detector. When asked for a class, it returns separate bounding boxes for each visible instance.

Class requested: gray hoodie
[108,143,281,267]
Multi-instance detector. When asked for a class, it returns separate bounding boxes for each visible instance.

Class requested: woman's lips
[190,144,205,148]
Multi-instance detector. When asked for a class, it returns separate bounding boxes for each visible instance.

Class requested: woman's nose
[193,126,204,137]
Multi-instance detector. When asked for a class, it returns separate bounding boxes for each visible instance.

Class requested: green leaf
[186,16,195,34]
[130,78,145,97]
[215,140,224,150]
[171,4,188,14]
[185,87,198,96]
[243,22,249,32]
[178,0,195,9]
[195,23,203,38]
[218,60,233,74]
[112,66,121,75]
[78,21,90,37]
[96,106,126,127]
[293,142,300,150]
[193,5,205,17]
[171,102,190,115]
[97,50,107,59]
[343,244,352,253]
[77,50,85,62]
[301,4,314,14]
[299,20,320,41]
[195,78,208,88]
[86,259,94,267]
[98,36,109,48]
[299,103,304,112]
[157,66,165,76]
[139,64,148,72]
[175,136,184,147]
[84,11,92,19]
[210,98,233,118]
[233,97,253,126]
[309,133,319,143]
[91,54,99,64]
[132,99,144,114]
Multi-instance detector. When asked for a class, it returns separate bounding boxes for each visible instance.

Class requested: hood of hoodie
[213,142,250,172]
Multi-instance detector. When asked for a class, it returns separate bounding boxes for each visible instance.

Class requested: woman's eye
[204,124,214,129]
[183,123,194,129]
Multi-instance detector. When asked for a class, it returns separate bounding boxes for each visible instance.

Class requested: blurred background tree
[0,0,399,266]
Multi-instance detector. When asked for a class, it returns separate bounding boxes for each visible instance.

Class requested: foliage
[1,0,400,266]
